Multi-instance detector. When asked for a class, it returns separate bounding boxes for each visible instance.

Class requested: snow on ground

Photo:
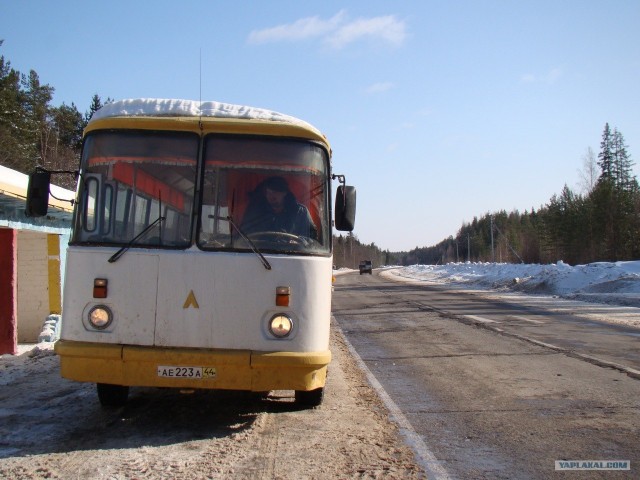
[379,260,640,329]
[385,261,640,301]
[0,344,55,384]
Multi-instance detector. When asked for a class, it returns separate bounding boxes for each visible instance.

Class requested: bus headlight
[88,305,113,329]
[269,314,293,338]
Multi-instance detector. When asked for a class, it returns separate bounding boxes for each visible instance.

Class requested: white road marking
[464,315,498,324]
[335,321,452,480]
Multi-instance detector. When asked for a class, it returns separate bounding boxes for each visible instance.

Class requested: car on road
[359,260,372,275]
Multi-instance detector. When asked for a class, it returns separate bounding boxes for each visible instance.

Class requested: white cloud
[545,67,563,84]
[247,11,346,44]
[326,15,406,49]
[364,82,394,94]
[520,67,563,85]
[248,11,406,49]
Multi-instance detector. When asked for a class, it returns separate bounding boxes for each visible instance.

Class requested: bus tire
[97,383,129,407]
[295,387,324,408]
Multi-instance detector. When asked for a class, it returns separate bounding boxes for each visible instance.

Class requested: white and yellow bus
[27,99,356,408]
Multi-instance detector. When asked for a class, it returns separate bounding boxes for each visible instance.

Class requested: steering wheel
[247,231,306,245]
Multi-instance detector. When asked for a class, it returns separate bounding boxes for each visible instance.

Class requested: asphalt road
[332,270,640,479]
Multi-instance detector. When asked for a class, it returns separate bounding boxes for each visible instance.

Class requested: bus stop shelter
[0,165,74,354]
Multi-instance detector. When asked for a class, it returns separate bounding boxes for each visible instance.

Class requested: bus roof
[88,99,329,149]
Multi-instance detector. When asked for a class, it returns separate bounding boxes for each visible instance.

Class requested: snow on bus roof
[92,98,318,131]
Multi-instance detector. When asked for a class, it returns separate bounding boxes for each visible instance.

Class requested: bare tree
[577,146,598,194]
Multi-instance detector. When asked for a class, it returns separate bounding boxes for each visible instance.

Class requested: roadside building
[0,165,74,354]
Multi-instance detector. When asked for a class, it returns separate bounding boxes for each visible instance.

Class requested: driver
[241,176,318,240]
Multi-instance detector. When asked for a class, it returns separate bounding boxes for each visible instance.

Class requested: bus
[26,98,356,408]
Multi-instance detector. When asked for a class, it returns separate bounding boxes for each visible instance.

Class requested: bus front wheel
[97,383,129,407]
[295,387,324,408]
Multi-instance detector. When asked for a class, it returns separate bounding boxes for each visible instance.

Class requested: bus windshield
[197,136,330,255]
[73,131,199,247]
[73,131,330,255]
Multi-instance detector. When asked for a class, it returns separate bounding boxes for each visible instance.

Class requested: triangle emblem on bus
[183,290,200,309]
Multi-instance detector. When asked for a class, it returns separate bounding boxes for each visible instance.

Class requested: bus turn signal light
[276,286,290,307]
[93,278,108,298]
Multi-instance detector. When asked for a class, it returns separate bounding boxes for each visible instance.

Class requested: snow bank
[0,343,55,385]
[385,260,640,307]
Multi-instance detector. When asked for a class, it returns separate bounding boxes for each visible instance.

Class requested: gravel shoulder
[0,320,423,479]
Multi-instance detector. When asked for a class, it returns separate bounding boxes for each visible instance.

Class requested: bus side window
[101,183,114,237]
[114,185,132,240]
[133,194,151,236]
[82,176,100,233]
[164,208,176,241]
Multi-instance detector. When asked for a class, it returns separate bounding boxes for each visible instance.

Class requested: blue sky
[2,1,639,251]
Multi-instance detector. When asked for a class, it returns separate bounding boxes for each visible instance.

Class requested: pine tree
[611,128,636,192]
[597,123,615,184]
[46,102,85,187]
[591,124,638,260]
[52,102,84,151]
[21,69,54,170]
[85,94,113,122]
[0,42,29,170]
[0,45,102,180]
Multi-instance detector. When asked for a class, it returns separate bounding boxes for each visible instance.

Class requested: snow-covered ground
[385,261,640,304]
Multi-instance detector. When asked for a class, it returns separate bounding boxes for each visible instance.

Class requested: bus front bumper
[54,340,330,391]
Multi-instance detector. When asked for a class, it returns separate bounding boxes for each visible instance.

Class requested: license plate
[157,365,217,379]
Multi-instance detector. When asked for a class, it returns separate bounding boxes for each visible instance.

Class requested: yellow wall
[47,234,61,314]
[16,231,62,342]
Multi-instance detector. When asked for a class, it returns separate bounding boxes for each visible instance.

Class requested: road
[332,270,640,479]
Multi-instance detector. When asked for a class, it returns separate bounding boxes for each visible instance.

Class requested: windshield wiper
[210,214,271,270]
[108,216,165,263]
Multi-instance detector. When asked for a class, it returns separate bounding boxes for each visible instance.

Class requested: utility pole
[467,234,470,262]
[349,233,353,268]
[342,235,347,267]
[490,216,495,263]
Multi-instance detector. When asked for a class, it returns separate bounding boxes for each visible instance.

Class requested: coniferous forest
[0,41,108,189]
[1,45,637,268]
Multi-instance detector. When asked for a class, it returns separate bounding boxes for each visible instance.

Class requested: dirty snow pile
[386,261,640,308]
[0,344,56,383]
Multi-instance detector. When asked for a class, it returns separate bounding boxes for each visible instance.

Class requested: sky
[2,1,639,251]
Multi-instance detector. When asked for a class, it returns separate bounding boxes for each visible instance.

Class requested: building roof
[0,165,74,230]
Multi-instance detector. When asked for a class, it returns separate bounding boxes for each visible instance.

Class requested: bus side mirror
[25,169,51,217]
[335,185,356,231]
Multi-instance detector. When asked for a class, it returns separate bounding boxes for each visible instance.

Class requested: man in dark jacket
[241,176,318,240]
